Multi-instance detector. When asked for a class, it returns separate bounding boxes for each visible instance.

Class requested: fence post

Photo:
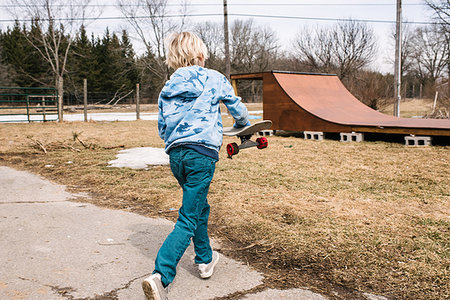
[83,78,88,122]
[42,96,46,122]
[26,94,30,123]
[136,83,140,120]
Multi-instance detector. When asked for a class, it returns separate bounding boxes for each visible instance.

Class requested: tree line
[0,0,448,112]
[0,22,139,105]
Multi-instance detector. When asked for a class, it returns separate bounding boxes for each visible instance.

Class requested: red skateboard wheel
[227,142,239,156]
[256,137,268,149]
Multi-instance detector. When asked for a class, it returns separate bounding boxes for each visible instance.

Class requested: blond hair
[165,32,208,70]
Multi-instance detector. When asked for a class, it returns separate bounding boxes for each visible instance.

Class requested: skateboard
[223,120,272,158]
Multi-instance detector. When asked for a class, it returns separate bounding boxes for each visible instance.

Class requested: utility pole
[394,0,402,117]
[223,0,231,80]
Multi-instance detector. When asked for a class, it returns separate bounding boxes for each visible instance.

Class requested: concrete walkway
[0,166,327,300]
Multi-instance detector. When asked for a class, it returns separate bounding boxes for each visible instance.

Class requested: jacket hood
[160,66,207,99]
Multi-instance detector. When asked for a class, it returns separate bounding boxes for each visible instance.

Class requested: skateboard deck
[223,120,272,136]
[223,120,272,158]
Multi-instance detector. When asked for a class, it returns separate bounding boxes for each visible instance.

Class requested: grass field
[380,98,439,118]
[0,108,448,299]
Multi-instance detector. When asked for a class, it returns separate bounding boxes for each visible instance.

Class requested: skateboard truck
[226,134,268,159]
[223,120,272,159]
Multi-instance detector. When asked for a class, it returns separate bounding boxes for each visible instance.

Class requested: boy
[142,32,249,300]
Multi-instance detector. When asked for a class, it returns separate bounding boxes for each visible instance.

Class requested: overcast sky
[0,0,436,74]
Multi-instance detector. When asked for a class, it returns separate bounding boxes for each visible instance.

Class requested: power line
[231,13,437,25]
[0,14,221,23]
[0,13,439,26]
[0,2,427,8]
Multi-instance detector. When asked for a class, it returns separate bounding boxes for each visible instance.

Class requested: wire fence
[0,86,58,122]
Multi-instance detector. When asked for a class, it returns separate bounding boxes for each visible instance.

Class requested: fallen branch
[27,136,47,153]
[112,90,134,106]
[72,131,97,150]
[64,144,81,152]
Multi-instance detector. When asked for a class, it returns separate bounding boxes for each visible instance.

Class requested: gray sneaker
[198,251,220,279]
[142,273,168,300]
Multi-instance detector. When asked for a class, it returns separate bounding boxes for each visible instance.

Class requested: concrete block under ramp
[405,135,432,146]
[340,132,364,142]
[257,130,274,136]
[304,131,324,141]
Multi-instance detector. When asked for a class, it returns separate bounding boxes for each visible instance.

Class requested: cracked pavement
[0,166,328,300]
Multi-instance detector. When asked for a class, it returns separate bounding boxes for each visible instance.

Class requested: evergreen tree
[0,21,50,87]
[65,25,95,104]
[120,29,139,89]
[0,30,15,86]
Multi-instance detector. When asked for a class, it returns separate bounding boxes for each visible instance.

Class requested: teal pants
[154,147,217,287]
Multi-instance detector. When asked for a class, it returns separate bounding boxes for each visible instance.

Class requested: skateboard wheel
[226,143,239,156]
[256,137,268,149]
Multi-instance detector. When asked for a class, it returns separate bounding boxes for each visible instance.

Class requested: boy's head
[165,32,208,70]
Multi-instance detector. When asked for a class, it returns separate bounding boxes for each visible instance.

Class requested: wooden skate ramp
[232,71,450,136]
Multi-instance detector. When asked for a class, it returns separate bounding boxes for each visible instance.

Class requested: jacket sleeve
[220,78,249,126]
[157,99,166,140]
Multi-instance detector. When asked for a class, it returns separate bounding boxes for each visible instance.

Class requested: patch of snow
[108,147,169,169]
[64,112,159,122]
[0,112,159,123]
[249,110,263,114]
[0,114,58,122]
[1,110,263,123]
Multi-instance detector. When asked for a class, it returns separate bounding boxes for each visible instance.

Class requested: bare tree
[425,0,450,27]
[230,19,279,102]
[117,0,190,81]
[333,21,377,79]
[230,19,279,73]
[6,0,93,121]
[293,26,335,73]
[386,24,415,76]
[194,21,224,71]
[293,20,377,79]
[410,25,448,81]
[9,0,94,121]
[384,23,415,101]
[425,0,449,98]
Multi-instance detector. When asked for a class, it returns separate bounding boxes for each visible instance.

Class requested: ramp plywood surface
[247,71,450,136]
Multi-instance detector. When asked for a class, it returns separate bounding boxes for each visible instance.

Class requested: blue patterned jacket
[158,65,248,154]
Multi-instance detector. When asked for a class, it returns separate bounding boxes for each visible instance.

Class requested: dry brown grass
[0,116,448,299]
[380,98,437,118]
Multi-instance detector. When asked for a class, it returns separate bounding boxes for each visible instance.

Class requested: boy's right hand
[233,120,251,128]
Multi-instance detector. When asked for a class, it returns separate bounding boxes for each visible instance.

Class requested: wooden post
[432,91,438,113]
[42,96,46,122]
[26,95,30,123]
[136,83,140,120]
[223,0,231,80]
[231,79,238,96]
[393,0,402,117]
[57,76,64,122]
[83,78,88,122]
